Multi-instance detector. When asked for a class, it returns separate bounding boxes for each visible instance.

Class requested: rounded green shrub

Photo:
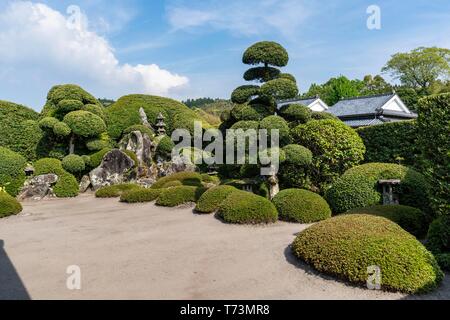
[52,121,71,137]
[53,173,79,198]
[162,181,183,188]
[43,84,99,117]
[242,41,289,67]
[95,184,142,198]
[347,205,428,238]
[39,117,59,130]
[201,174,220,184]
[243,67,280,82]
[34,158,65,176]
[58,99,84,113]
[0,147,27,196]
[156,186,207,207]
[311,111,339,121]
[278,145,313,189]
[155,136,175,160]
[231,86,260,104]
[273,189,331,223]
[291,214,443,294]
[259,115,292,146]
[123,124,154,138]
[151,172,203,189]
[426,215,450,254]
[230,103,273,122]
[82,104,106,120]
[230,120,260,131]
[260,78,298,101]
[292,120,366,188]
[279,104,312,125]
[62,154,86,173]
[195,185,239,214]
[86,138,110,152]
[218,191,278,224]
[325,163,431,214]
[63,110,106,138]
[282,144,313,166]
[0,192,23,218]
[120,188,162,203]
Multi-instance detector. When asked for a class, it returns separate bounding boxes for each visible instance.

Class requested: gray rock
[89,149,136,190]
[79,175,91,193]
[120,131,154,168]
[18,174,58,201]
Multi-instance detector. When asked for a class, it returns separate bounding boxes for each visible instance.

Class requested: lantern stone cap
[378,179,401,184]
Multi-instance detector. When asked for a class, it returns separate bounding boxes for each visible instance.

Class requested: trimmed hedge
[347,205,428,238]
[259,115,292,146]
[272,189,331,223]
[231,86,260,104]
[292,214,443,294]
[62,154,85,173]
[156,186,207,207]
[120,188,162,203]
[0,192,23,218]
[356,121,419,167]
[63,110,106,138]
[326,163,431,215]
[195,185,239,213]
[426,215,450,254]
[242,41,289,67]
[230,103,273,122]
[0,147,27,196]
[217,191,278,224]
[155,136,175,160]
[34,158,65,176]
[260,78,298,101]
[151,172,203,189]
[95,184,142,198]
[279,103,312,125]
[53,173,79,198]
[278,144,313,189]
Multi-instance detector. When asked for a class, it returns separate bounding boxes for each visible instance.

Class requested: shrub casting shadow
[0,239,31,300]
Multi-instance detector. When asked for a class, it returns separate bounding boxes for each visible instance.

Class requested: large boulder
[120,131,153,167]
[89,150,136,190]
[18,174,58,200]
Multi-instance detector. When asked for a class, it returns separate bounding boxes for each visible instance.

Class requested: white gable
[309,99,328,112]
[381,95,411,113]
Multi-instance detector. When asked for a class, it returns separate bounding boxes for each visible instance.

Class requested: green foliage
[195,185,239,213]
[39,117,59,130]
[310,111,339,121]
[273,189,331,223]
[260,78,298,101]
[292,214,443,294]
[87,148,112,168]
[123,125,154,138]
[230,120,259,131]
[86,137,110,152]
[62,155,85,173]
[120,188,162,203]
[417,93,450,216]
[156,186,207,207]
[326,163,432,214]
[230,103,273,121]
[0,100,43,161]
[426,215,450,254]
[95,184,142,198]
[231,86,260,104]
[53,172,79,198]
[356,121,419,167]
[218,191,278,224]
[243,41,289,67]
[82,104,106,120]
[52,121,71,137]
[279,103,312,125]
[347,205,428,238]
[435,254,450,271]
[155,136,175,160]
[243,67,281,82]
[292,120,366,188]
[162,181,183,188]
[58,99,84,113]
[259,115,292,146]
[278,145,313,189]
[151,172,203,189]
[282,144,313,166]
[201,174,220,184]
[0,192,23,218]
[63,110,106,138]
[0,147,27,196]
[34,158,65,176]
[122,150,138,167]
[278,73,297,83]
[303,76,363,106]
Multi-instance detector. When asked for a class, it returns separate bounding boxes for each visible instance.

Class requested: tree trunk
[69,134,75,155]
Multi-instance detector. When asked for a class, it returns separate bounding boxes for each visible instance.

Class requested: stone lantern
[156,112,166,136]
[378,179,401,205]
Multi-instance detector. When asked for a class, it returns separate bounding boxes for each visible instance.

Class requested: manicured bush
[0,147,27,196]
[151,172,203,189]
[282,144,313,166]
[95,184,142,198]
[231,86,260,104]
[53,173,79,198]
[58,99,84,113]
[120,188,162,203]
[0,192,23,218]
[260,78,298,101]
[200,174,220,184]
[62,154,85,173]
[244,67,280,82]
[242,41,289,67]
[217,191,278,224]
[82,104,106,120]
[87,148,112,168]
[34,158,65,176]
[325,163,431,215]
[426,215,450,254]
[279,144,313,189]
[273,189,331,223]
[417,93,450,216]
[230,103,273,122]
[356,121,419,167]
[162,181,183,188]
[291,214,443,294]
[52,121,71,137]
[259,115,292,146]
[347,205,428,238]
[39,117,60,129]
[292,120,366,188]
[230,120,260,131]
[195,185,239,213]
[278,103,312,125]
[155,136,175,160]
[156,186,207,207]
[86,135,111,151]
[310,111,338,121]
[63,111,106,138]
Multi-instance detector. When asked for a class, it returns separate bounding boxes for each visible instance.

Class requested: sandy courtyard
[0,193,449,300]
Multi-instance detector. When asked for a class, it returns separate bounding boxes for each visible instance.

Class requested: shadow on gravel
[0,240,30,300]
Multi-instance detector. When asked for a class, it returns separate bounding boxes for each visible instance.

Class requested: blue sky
[0,0,449,110]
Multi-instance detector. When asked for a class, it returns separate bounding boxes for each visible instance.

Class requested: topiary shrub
[95,184,142,198]
[63,110,106,138]
[0,192,23,218]
[151,172,203,189]
[156,186,207,207]
[259,115,292,146]
[230,120,260,131]
[310,111,338,121]
[292,120,365,189]
[279,103,312,126]
[272,189,331,223]
[426,215,450,254]
[231,86,260,104]
[53,173,79,198]
[260,78,298,101]
[217,191,278,224]
[34,158,65,176]
[279,144,313,189]
[120,188,162,203]
[325,163,431,215]
[243,41,289,67]
[291,214,443,294]
[155,136,175,160]
[347,205,428,238]
[195,185,239,214]
[230,104,272,122]
[0,147,27,196]
[62,154,85,173]
[200,174,220,184]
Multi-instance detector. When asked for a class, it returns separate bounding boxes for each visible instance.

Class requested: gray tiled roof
[277,97,317,108]
[342,118,385,127]
[328,93,396,117]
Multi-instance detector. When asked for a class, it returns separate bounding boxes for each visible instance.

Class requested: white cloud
[166,0,311,37]
[0,1,188,109]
